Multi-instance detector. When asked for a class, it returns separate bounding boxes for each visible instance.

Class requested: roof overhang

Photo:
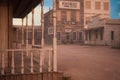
[85,27,104,31]
[13,0,41,18]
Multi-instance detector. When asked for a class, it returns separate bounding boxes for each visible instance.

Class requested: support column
[22,19,24,45]
[0,3,8,68]
[30,51,33,73]
[11,51,15,74]
[48,51,52,72]
[41,0,44,48]
[26,16,28,56]
[8,0,13,73]
[8,0,13,49]
[39,51,43,72]
[16,29,19,48]
[0,1,13,70]
[32,9,35,46]
[21,51,24,74]
[53,0,57,72]
[39,0,44,72]
[1,52,5,75]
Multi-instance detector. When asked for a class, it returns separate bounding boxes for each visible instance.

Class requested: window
[67,11,71,21]
[61,10,67,23]
[111,31,114,40]
[95,2,101,10]
[96,30,98,39]
[57,11,61,21]
[104,2,109,10]
[85,1,91,9]
[48,27,53,35]
[86,17,91,24]
[100,30,103,40]
[57,32,61,40]
[79,32,82,40]
[89,31,91,40]
[73,32,77,40]
[85,32,88,40]
[71,11,76,23]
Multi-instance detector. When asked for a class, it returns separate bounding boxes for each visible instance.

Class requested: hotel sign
[59,0,80,9]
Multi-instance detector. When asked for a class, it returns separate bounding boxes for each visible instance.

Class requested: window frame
[95,2,101,10]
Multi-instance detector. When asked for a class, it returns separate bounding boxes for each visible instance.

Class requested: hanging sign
[48,27,53,35]
[65,29,72,32]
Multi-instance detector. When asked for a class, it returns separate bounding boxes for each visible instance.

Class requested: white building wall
[84,0,110,28]
[104,25,120,46]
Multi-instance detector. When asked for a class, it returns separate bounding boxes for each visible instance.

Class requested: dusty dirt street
[57,45,120,80]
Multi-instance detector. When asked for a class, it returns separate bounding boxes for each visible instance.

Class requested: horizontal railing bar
[0,48,53,52]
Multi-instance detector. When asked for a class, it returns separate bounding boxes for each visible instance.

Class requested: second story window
[95,2,101,10]
[104,2,109,10]
[85,1,91,9]
[86,17,91,24]
[71,11,76,24]
[61,10,67,23]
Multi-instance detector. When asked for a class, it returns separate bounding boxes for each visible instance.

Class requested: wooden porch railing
[0,49,53,75]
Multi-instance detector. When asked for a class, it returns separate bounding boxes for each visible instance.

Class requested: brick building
[84,15,120,48]
[44,0,84,44]
[44,0,110,44]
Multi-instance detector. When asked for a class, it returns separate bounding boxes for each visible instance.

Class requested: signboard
[65,29,72,32]
[48,27,53,35]
[59,0,80,9]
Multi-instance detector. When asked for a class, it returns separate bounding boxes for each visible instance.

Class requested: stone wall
[104,24,120,47]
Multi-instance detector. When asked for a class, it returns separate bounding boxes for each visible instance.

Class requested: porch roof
[84,26,104,31]
[13,0,42,18]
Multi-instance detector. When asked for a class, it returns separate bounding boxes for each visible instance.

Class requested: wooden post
[22,19,24,45]
[21,51,24,74]
[1,52,5,75]
[30,51,34,73]
[26,15,28,56]
[41,0,44,48]
[11,51,15,74]
[39,51,43,72]
[32,9,35,46]
[16,29,19,48]
[39,0,44,72]
[53,0,57,72]
[48,50,52,72]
